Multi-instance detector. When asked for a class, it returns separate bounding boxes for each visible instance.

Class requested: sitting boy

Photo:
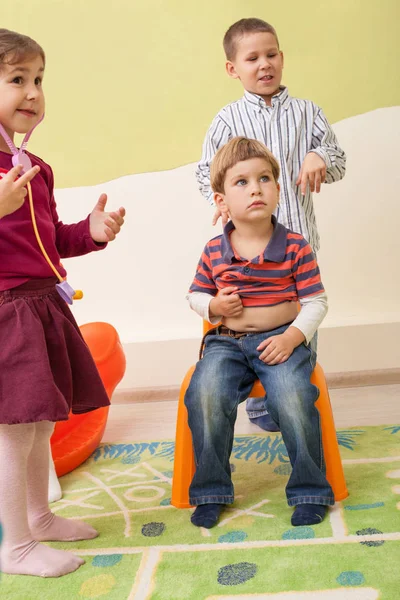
[186,137,334,529]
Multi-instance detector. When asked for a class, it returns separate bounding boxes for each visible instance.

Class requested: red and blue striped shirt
[189,216,324,307]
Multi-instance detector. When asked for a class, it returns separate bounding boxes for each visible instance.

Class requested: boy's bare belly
[223,302,298,332]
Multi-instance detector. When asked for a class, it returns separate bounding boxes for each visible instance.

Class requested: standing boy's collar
[220,215,288,264]
[243,87,291,111]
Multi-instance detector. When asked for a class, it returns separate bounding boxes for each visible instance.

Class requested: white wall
[314,107,400,327]
[56,107,400,388]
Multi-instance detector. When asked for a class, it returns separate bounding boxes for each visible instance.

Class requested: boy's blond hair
[223,18,279,61]
[210,137,280,194]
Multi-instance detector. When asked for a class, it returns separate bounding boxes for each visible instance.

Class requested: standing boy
[196,18,346,431]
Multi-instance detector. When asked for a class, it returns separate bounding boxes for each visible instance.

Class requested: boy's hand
[257,327,304,365]
[296,152,326,195]
[0,164,40,219]
[212,207,229,227]
[210,286,243,318]
[89,193,126,242]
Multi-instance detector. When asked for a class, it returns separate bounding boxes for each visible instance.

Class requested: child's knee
[185,384,222,418]
[267,381,318,421]
[185,369,224,410]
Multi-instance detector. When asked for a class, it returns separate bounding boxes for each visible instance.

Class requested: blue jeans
[184,325,334,507]
[246,331,319,418]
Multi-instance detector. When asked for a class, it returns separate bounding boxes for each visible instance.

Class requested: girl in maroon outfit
[0,29,125,577]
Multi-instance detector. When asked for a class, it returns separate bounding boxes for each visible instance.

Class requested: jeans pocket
[199,327,219,359]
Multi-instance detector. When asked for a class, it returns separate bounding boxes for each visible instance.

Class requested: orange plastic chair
[171,323,348,508]
[50,322,126,477]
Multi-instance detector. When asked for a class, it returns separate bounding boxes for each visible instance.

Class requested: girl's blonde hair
[0,29,45,72]
[210,137,280,194]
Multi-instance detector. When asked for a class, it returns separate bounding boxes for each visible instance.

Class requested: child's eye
[247,57,257,61]
[260,175,270,182]
[236,179,247,186]
[12,76,23,84]
[35,77,42,86]
[268,54,277,58]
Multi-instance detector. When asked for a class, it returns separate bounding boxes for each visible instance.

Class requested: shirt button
[244,266,250,273]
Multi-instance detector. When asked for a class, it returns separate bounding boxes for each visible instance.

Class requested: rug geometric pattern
[2,426,400,599]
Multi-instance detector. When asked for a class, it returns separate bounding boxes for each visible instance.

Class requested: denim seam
[246,361,268,418]
[287,495,335,507]
[189,495,234,505]
[317,409,324,472]
[305,344,324,472]
[226,352,255,424]
[224,353,255,466]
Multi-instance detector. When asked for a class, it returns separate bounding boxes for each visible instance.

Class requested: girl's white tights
[0,421,97,577]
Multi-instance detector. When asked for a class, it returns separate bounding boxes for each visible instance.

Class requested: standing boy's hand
[212,206,229,227]
[0,164,40,219]
[89,193,126,242]
[296,152,327,195]
[210,286,243,318]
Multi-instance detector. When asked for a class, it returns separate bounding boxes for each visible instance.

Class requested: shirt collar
[243,86,290,112]
[221,215,288,264]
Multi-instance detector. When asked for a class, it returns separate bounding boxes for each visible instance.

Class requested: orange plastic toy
[171,323,348,509]
[50,322,126,477]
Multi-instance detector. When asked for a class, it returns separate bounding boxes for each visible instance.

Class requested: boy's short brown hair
[223,18,279,61]
[210,137,280,194]
[0,29,45,72]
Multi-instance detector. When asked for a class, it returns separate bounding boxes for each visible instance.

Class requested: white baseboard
[114,368,400,403]
[116,321,400,391]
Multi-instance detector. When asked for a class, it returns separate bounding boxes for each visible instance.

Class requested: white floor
[103,384,400,443]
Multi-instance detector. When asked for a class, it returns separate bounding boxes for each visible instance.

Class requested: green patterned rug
[2,425,400,599]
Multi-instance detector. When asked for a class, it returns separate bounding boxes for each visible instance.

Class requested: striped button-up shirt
[195,87,346,252]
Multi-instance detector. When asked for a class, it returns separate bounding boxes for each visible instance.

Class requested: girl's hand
[210,286,243,318]
[296,152,327,195]
[0,164,40,219]
[89,193,125,242]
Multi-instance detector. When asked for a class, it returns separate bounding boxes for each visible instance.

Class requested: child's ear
[214,192,229,214]
[226,61,239,80]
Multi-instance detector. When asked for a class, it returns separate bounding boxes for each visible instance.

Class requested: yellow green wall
[3,0,399,187]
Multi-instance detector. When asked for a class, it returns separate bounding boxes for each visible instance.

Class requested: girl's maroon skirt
[0,278,110,424]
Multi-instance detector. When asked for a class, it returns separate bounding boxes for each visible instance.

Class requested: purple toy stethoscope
[0,116,83,304]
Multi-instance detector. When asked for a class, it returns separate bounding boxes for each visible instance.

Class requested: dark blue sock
[291,504,328,526]
[191,504,224,529]
[249,414,280,432]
